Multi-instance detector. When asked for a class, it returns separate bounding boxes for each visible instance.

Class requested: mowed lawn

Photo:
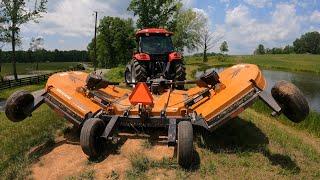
[0,62,79,76]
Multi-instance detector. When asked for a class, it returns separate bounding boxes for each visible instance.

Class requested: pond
[196,67,320,113]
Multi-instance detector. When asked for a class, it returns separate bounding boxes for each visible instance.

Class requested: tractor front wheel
[177,121,194,169]
[271,81,309,123]
[80,118,106,158]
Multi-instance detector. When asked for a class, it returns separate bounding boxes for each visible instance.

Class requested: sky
[6,0,320,55]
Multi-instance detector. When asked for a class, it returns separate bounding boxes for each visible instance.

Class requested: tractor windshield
[140,36,174,54]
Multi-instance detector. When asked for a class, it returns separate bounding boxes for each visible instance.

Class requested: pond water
[196,67,320,113]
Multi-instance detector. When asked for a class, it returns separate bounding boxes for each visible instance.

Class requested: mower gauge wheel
[271,81,309,123]
[80,118,106,158]
[5,90,34,122]
[177,121,194,168]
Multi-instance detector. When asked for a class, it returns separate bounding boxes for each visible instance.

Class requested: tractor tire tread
[271,80,309,123]
[80,118,105,158]
[5,90,34,122]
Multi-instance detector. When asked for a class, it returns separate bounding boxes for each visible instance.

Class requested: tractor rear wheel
[173,62,186,90]
[271,81,309,123]
[177,121,194,169]
[80,118,106,158]
[133,60,148,83]
[5,90,34,122]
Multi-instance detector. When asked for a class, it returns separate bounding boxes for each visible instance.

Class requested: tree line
[0,49,88,63]
[254,31,320,55]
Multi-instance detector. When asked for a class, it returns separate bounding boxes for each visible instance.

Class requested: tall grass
[0,106,66,179]
[251,100,320,138]
[0,83,45,100]
[0,85,66,179]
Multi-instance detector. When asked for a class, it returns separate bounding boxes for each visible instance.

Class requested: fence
[0,67,84,90]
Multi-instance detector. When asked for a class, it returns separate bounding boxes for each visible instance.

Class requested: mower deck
[5,63,310,168]
[41,64,267,129]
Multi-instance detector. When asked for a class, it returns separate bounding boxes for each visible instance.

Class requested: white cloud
[58,39,65,44]
[310,11,320,23]
[291,0,316,9]
[219,3,302,54]
[23,0,132,37]
[243,0,272,8]
[193,8,209,19]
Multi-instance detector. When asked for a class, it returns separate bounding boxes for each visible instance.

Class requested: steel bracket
[258,90,282,116]
[101,116,119,140]
[167,119,177,146]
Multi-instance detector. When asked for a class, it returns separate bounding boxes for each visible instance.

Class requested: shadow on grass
[195,117,300,174]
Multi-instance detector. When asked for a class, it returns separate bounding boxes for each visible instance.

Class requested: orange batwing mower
[5,64,309,168]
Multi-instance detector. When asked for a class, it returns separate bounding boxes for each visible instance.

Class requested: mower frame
[33,82,282,147]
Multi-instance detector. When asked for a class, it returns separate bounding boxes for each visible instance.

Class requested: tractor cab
[136,28,174,56]
[125,28,186,89]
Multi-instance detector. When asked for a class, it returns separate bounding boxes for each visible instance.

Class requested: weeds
[106,170,120,180]
[142,140,152,149]
[67,169,95,180]
[126,154,178,179]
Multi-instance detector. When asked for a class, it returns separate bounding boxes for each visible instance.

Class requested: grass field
[122,108,320,179]
[0,84,67,178]
[0,62,79,76]
[1,55,320,179]
[185,54,320,73]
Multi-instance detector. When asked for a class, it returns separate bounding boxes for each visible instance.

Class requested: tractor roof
[136,28,173,37]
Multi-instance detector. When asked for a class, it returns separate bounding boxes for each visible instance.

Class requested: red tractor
[125,28,186,89]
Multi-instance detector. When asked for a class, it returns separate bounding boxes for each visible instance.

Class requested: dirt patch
[30,130,175,180]
[31,144,87,179]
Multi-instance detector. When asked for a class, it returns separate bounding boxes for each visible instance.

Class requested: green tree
[128,0,181,30]
[173,9,206,52]
[0,12,8,75]
[220,41,229,54]
[1,0,47,80]
[283,45,294,54]
[29,36,44,70]
[255,44,265,55]
[88,16,135,68]
[293,31,320,54]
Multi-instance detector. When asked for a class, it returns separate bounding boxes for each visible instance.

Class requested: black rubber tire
[177,121,194,169]
[5,90,34,122]
[124,68,131,85]
[271,81,309,123]
[133,60,148,82]
[173,62,186,90]
[80,118,106,158]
